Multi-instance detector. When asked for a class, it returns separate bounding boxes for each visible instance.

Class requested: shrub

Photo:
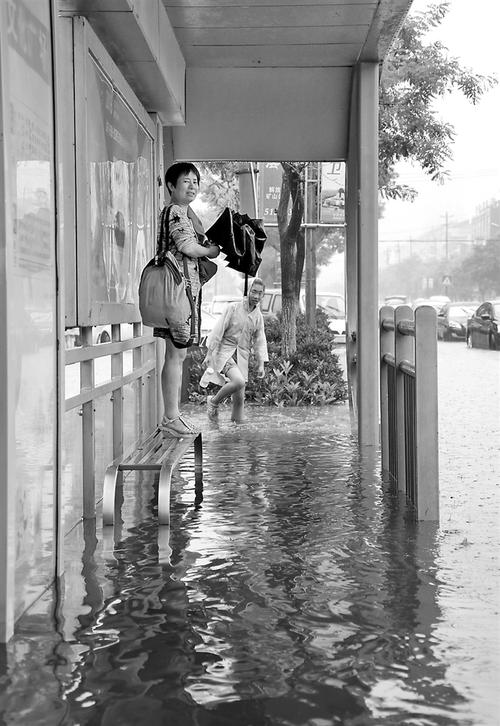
[186,308,348,406]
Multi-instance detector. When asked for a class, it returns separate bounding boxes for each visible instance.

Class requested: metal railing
[380,305,439,520]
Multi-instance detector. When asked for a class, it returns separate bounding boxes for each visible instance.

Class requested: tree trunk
[278,163,305,356]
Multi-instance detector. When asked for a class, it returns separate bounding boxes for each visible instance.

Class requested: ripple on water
[0,402,494,725]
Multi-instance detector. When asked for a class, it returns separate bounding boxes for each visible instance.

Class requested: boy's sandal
[160,414,199,438]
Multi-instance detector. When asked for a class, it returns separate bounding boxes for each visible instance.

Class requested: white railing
[379,305,439,521]
[65,323,159,518]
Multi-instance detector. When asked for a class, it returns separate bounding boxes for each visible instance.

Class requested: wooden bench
[102,428,203,526]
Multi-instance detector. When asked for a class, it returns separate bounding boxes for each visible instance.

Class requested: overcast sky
[379,0,500,242]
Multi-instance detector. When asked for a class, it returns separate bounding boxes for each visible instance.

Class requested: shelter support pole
[345,72,359,414]
[357,62,379,445]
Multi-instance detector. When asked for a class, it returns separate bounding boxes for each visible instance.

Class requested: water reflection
[0,408,484,724]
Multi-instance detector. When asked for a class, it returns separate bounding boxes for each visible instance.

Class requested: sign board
[259,162,282,225]
[320,162,345,224]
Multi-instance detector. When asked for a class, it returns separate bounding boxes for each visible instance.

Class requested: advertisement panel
[320,162,345,224]
[86,54,154,307]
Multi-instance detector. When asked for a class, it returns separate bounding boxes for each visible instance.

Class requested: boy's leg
[231,386,245,423]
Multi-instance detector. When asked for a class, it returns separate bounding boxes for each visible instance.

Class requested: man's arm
[253,312,268,377]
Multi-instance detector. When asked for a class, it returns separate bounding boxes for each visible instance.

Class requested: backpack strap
[155,203,173,265]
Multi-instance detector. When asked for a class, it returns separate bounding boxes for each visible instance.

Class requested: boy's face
[168,171,199,206]
[248,282,265,309]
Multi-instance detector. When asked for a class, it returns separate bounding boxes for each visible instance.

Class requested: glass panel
[86,54,154,307]
[65,363,80,399]
[4,0,57,618]
[94,395,113,504]
[94,355,111,386]
[62,409,83,535]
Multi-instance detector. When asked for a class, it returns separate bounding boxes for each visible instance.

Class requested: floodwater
[1,344,499,725]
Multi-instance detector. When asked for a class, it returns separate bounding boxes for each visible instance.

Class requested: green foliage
[380,1,496,199]
[453,240,500,298]
[379,238,500,301]
[186,309,347,407]
[197,162,240,215]
[247,310,347,405]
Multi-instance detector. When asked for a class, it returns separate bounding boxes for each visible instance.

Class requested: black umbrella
[206,207,267,278]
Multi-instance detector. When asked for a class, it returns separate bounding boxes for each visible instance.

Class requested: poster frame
[74,18,157,325]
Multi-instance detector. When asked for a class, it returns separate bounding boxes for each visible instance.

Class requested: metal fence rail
[380,305,439,520]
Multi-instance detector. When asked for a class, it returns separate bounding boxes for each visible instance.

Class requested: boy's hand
[257,364,265,378]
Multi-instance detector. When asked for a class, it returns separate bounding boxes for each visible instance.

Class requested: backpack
[138,205,196,348]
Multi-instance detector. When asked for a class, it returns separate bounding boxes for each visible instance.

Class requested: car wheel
[98,330,111,344]
[466,332,473,349]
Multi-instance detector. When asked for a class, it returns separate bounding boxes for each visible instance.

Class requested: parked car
[384,294,408,307]
[261,288,346,341]
[466,300,500,350]
[437,302,479,341]
[310,292,346,341]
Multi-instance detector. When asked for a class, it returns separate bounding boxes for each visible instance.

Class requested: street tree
[277,1,495,354]
[379,1,496,200]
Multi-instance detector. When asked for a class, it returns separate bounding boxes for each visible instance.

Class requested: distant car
[466,300,500,350]
[209,294,241,317]
[413,298,445,312]
[437,302,479,341]
[200,309,218,345]
[310,292,346,342]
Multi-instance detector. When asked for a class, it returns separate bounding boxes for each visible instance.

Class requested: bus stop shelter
[0,0,412,640]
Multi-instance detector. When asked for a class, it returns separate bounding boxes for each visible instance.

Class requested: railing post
[80,326,95,518]
[379,305,394,474]
[414,306,439,520]
[394,306,413,494]
[111,323,123,461]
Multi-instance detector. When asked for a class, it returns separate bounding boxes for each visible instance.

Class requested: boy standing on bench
[200,278,268,423]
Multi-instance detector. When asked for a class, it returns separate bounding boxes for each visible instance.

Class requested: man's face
[249,283,265,308]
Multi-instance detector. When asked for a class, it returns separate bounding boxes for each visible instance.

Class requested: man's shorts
[221,356,238,376]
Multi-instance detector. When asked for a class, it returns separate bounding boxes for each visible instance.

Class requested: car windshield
[317,295,345,315]
[212,301,233,315]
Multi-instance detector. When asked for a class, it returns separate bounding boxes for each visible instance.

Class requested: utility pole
[445,211,449,261]
[443,211,450,298]
[304,162,318,328]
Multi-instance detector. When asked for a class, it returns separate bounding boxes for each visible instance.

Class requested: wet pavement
[0,343,498,725]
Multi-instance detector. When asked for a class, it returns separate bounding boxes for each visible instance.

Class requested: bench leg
[194,433,203,488]
[157,524,172,565]
[158,462,174,525]
[103,466,122,526]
